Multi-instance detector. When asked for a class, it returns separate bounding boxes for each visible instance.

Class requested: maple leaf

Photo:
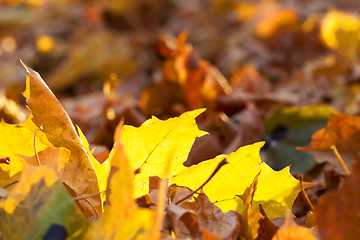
[0,117,49,188]
[86,143,153,239]
[171,142,311,220]
[0,165,88,239]
[20,62,110,218]
[120,108,207,198]
[300,112,360,174]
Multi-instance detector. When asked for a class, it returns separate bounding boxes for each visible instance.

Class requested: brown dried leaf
[21,62,110,218]
[185,193,241,240]
[256,205,279,240]
[167,203,201,239]
[315,158,360,239]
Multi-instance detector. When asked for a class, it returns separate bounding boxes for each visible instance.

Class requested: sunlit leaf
[21,62,109,218]
[321,10,360,51]
[172,142,311,220]
[0,117,48,180]
[120,108,207,198]
[86,143,153,239]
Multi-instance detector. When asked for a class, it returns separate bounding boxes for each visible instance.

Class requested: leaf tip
[20,59,40,78]
[182,108,206,118]
[19,59,30,73]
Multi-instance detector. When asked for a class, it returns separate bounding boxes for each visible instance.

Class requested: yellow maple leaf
[171,142,311,220]
[0,117,49,188]
[120,108,207,198]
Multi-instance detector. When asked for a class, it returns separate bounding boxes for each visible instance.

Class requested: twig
[299,175,315,211]
[175,158,228,205]
[331,145,350,176]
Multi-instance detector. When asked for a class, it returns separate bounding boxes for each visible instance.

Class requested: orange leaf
[300,113,360,174]
[271,211,316,240]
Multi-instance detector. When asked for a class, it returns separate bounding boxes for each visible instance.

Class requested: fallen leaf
[0,117,48,178]
[20,146,71,177]
[167,203,201,239]
[169,184,194,204]
[315,157,360,239]
[180,193,241,240]
[141,32,229,116]
[300,112,360,174]
[120,108,207,198]
[271,211,316,240]
[230,63,271,93]
[86,143,153,239]
[21,62,110,218]
[256,205,279,240]
[0,165,88,239]
[238,172,262,240]
[172,142,311,220]
[321,10,360,55]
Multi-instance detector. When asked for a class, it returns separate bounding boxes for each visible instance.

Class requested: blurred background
[1,0,360,175]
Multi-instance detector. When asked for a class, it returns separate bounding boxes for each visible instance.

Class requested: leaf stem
[0,157,10,164]
[2,180,19,189]
[34,126,43,165]
[64,183,100,217]
[299,175,315,211]
[174,158,228,205]
[73,191,106,201]
[331,145,350,176]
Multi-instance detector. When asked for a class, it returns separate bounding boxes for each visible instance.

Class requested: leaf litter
[2,0,360,239]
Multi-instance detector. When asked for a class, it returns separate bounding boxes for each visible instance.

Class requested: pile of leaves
[0,64,311,239]
[1,0,360,239]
